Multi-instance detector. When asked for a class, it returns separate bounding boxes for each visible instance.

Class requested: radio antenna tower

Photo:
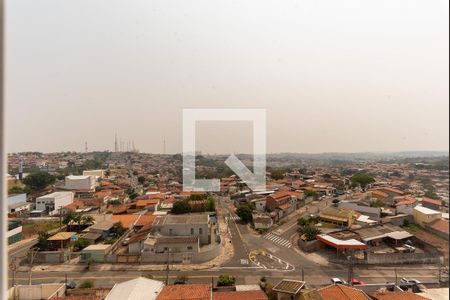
[114,133,119,152]
[163,137,166,155]
[85,141,88,153]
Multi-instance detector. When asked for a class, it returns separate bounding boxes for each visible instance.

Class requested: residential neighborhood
[4,151,449,299]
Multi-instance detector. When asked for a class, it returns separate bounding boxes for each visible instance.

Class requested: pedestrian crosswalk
[264,232,292,248]
[226,216,241,222]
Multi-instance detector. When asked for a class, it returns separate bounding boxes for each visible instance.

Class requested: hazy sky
[5,0,449,154]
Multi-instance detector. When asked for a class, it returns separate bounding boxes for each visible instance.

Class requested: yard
[405,225,449,263]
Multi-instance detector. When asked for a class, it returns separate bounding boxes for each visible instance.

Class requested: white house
[36,192,74,215]
[105,277,164,300]
[65,175,96,191]
[413,205,442,227]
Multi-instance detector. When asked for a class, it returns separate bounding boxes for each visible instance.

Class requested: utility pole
[165,248,170,285]
[395,268,398,286]
[28,248,39,285]
[9,257,17,287]
[347,252,353,286]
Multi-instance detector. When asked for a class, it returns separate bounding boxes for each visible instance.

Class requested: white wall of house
[36,192,74,215]
[65,175,96,190]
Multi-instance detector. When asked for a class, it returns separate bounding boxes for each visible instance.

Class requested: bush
[78,280,94,289]
[217,275,236,287]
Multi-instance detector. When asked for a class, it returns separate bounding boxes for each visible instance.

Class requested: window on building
[187,246,193,250]
[199,228,202,235]
[191,228,194,235]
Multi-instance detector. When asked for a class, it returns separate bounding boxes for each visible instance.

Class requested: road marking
[264,233,292,248]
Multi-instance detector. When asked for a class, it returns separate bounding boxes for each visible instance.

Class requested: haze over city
[6,0,449,154]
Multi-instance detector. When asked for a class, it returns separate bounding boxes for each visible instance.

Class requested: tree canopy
[172,200,191,214]
[23,171,55,191]
[236,204,253,223]
[350,173,375,189]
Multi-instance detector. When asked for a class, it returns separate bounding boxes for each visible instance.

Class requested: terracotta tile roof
[52,296,101,300]
[107,204,128,214]
[426,219,449,235]
[319,285,369,300]
[396,197,417,206]
[370,291,430,300]
[371,190,389,198]
[111,214,140,229]
[269,192,293,202]
[136,199,160,207]
[136,214,156,227]
[213,290,268,300]
[422,197,443,206]
[157,284,211,300]
[65,199,84,211]
[279,203,291,210]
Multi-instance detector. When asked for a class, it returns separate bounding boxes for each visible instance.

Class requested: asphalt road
[8,265,442,289]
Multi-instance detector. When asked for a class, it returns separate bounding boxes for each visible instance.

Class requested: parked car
[122,237,130,246]
[65,281,76,289]
[351,278,366,285]
[331,278,347,285]
[400,278,421,285]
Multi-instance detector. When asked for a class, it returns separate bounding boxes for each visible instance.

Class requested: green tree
[236,205,253,223]
[137,176,146,184]
[36,231,51,250]
[8,186,24,195]
[300,224,321,241]
[217,275,236,287]
[297,217,308,227]
[112,222,126,236]
[172,200,191,214]
[350,173,375,189]
[204,196,216,212]
[424,191,441,200]
[63,211,77,225]
[73,238,91,252]
[304,190,319,200]
[23,172,56,191]
[270,169,284,180]
[126,189,138,200]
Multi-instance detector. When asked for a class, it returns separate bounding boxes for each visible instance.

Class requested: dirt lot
[406,226,449,264]
[22,220,61,238]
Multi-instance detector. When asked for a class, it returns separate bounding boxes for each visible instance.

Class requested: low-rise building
[7,220,23,245]
[318,207,355,228]
[36,192,74,215]
[413,206,442,227]
[105,277,164,300]
[152,214,210,245]
[421,197,443,211]
[65,175,96,191]
[252,213,273,230]
[83,169,105,179]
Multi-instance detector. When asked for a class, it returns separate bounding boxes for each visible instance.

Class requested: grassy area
[22,220,61,238]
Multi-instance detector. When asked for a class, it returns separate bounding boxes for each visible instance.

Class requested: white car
[331,278,347,285]
[400,278,421,285]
